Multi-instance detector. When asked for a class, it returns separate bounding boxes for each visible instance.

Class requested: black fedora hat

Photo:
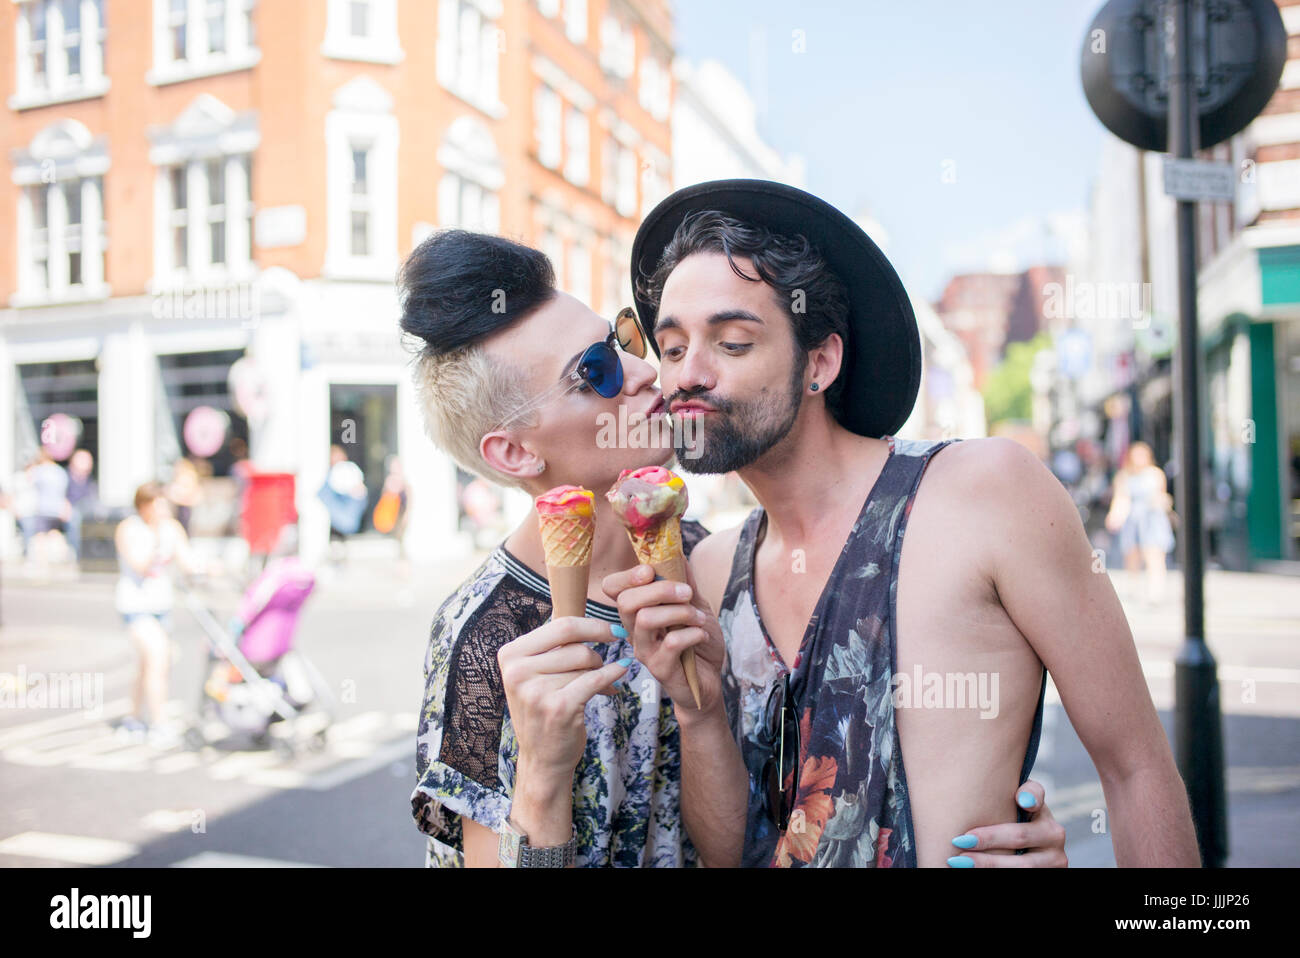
[631,179,921,439]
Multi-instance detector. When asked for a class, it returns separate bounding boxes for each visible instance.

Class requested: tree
[982,332,1052,429]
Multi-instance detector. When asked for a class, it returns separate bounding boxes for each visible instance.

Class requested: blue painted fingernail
[947,856,974,868]
[616,657,634,668]
[951,834,978,849]
[612,678,626,690]
[1017,791,1037,809]
[610,624,628,639]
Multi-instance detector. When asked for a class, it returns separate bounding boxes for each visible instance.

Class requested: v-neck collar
[744,437,897,678]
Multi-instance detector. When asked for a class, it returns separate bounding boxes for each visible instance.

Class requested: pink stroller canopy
[237,557,317,664]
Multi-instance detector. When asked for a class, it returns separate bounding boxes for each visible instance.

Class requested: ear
[480,430,542,483]
[807,332,845,394]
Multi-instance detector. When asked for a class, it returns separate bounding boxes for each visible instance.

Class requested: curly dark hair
[637,210,851,417]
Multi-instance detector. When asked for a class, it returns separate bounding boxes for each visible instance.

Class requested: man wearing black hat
[604,180,1200,867]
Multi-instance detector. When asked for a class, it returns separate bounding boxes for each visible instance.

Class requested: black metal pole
[1166,0,1226,868]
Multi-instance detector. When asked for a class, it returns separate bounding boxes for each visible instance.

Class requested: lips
[646,394,666,417]
[669,400,715,417]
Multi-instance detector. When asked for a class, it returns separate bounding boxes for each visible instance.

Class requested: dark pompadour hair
[398,230,557,356]
[637,210,851,416]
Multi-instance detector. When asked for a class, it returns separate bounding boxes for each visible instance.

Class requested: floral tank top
[717,436,1048,867]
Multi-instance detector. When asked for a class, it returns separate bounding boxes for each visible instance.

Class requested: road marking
[247,735,412,791]
[168,852,324,867]
[1140,661,1300,684]
[0,697,132,749]
[0,701,415,791]
[0,831,139,865]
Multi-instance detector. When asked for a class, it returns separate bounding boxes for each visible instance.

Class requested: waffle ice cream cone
[535,485,595,619]
[606,467,702,709]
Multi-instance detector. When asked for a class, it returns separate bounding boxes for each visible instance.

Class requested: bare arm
[977,438,1199,866]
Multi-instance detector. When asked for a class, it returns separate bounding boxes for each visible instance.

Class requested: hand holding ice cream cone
[605,466,703,709]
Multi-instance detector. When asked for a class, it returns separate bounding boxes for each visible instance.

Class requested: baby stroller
[181,557,336,757]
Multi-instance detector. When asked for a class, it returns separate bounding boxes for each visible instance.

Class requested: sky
[675,0,1111,302]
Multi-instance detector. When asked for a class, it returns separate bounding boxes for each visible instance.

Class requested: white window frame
[437,115,503,232]
[154,155,253,285]
[563,0,586,44]
[324,77,398,280]
[147,94,258,288]
[539,226,564,291]
[436,0,503,117]
[615,145,637,217]
[10,0,109,111]
[639,55,670,122]
[11,120,110,307]
[598,15,633,79]
[535,84,562,170]
[564,105,589,187]
[569,236,591,306]
[148,0,260,86]
[322,0,403,65]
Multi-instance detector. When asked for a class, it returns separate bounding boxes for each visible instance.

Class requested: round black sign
[1081,0,1287,152]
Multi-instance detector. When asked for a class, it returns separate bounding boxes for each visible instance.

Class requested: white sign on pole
[1162,158,1236,202]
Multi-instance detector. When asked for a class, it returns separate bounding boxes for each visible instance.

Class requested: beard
[672,352,806,474]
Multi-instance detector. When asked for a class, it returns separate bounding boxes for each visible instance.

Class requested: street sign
[1081,0,1286,152]
[1163,157,1235,202]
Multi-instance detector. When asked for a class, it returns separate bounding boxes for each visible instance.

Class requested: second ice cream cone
[536,487,595,620]
[628,518,702,710]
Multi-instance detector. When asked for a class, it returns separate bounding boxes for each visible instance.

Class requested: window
[12,0,108,108]
[564,0,586,44]
[570,238,591,306]
[564,106,589,187]
[537,0,559,17]
[599,16,634,79]
[639,56,670,122]
[438,116,503,233]
[437,0,502,113]
[349,0,370,37]
[641,157,669,219]
[12,120,109,305]
[160,156,252,277]
[17,177,106,300]
[616,146,637,217]
[535,85,562,170]
[149,95,259,282]
[325,76,398,278]
[150,0,258,84]
[350,145,371,256]
[438,173,500,232]
[540,228,564,290]
[322,0,401,64]
[170,166,188,269]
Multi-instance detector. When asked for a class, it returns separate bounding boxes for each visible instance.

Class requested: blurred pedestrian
[9,455,38,558]
[65,449,99,562]
[318,445,367,564]
[373,454,410,552]
[114,481,207,748]
[29,448,71,566]
[1105,441,1175,604]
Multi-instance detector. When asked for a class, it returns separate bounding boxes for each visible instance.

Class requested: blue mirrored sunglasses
[494,307,650,429]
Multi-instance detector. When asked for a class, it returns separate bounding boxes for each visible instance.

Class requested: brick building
[1,0,675,562]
